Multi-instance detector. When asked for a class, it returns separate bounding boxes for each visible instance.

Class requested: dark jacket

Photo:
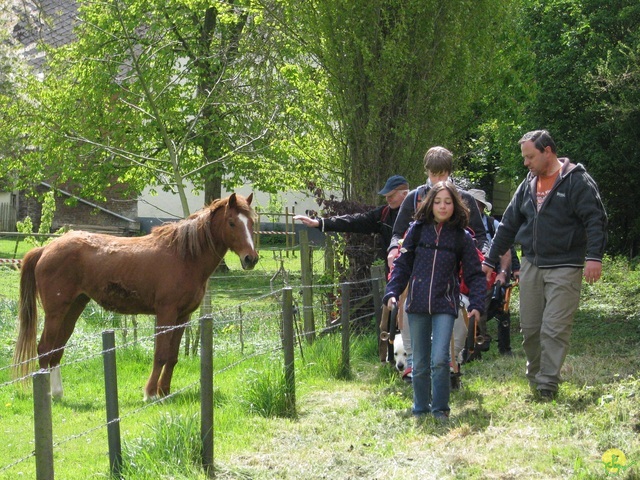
[485,158,607,269]
[389,184,489,254]
[318,205,397,265]
[485,214,521,273]
[383,221,486,317]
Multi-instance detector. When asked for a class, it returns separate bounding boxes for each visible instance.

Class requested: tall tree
[519,0,640,255]
[0,5,28,176]
[5,0,337,217]
[272,0,514,203]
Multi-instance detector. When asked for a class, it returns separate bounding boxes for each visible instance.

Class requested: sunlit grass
[0,254,639,478]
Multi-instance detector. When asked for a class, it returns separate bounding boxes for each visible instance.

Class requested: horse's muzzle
[241,254,259,270]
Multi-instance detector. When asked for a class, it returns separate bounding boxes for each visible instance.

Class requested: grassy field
[0,247,639,479]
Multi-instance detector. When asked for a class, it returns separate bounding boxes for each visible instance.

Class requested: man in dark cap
[295,175,410,364]
[294,175,410,273]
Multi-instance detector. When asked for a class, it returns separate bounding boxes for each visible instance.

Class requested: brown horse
[13,193,259,400]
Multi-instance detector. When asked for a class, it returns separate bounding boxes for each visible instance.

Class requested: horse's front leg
[156,315,190,397]
[144,320,168,401]
[144,313,188,401]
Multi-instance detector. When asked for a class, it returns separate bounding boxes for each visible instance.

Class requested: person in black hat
[294,175,410,275]
[295,175,410,366]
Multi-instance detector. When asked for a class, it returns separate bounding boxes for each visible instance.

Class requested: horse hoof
[143,392,157,402]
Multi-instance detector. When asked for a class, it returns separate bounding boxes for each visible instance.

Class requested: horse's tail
[13,247,45,380]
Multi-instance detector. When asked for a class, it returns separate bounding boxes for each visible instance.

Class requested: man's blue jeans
[407,312,456,415]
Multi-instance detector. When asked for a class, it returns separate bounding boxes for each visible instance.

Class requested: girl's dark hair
[415,181,469,228]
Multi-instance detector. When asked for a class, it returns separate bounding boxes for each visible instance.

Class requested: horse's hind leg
[41,295,90,399]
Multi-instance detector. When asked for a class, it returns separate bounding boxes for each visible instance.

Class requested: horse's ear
[246,193,253,206]
[228,193,237,208]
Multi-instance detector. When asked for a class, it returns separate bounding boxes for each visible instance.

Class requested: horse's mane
[150,196,235,259]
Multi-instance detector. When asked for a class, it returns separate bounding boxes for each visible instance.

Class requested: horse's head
[223,193,259,270]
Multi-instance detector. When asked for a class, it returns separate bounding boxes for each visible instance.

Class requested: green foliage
[241,360,293,418]
[121,412,207,479]
[6,0,338,214]
[0,254,640,478]
[518,0,640,256]
[15,191,64,247]
[276,0,516,203]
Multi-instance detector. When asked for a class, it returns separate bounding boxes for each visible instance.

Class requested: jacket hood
[526,157,582,184]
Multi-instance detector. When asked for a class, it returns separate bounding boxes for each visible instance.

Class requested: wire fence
[0,246,384,478]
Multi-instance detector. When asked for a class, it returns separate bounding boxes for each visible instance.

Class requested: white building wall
[138,183,330,227]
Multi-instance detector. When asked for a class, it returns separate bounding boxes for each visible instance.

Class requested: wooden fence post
[102,330,122,479]
[281,288,296,416]
[371,276,383,339]
[200,314,214,478]
[33,370,54,480]
[340,282,351,379]
[299,229,315,343]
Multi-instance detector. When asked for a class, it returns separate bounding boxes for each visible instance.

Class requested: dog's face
[393,333,407,373]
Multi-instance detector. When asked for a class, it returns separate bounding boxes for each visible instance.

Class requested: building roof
[9,0,78,70]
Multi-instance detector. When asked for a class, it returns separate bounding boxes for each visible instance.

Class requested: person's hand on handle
[467,309,481,323]
[387,296,397,310]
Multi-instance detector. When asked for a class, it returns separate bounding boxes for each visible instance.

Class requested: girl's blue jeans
[407,312,456,415]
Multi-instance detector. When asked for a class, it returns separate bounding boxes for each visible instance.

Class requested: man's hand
[386,297,397,310]
[293,215,320,228]
[467,309,480,323]
[584,260,602,284]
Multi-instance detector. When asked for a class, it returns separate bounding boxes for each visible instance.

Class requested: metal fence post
[340,282,351,379]
[371,276,383,339]
[299,229,315,343]
[102,330,122,479]
[33,370,54,480]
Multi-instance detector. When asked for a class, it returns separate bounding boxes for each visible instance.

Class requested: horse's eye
[229,221,236,227]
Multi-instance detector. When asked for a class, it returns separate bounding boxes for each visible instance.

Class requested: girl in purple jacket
[384,181,486,419]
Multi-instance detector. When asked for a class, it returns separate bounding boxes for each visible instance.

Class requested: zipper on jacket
[428,224,441,313]
[531,168,567,266]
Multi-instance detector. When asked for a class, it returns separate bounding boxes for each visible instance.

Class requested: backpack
[413,185,429,213]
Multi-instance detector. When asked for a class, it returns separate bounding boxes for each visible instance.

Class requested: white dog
[393,333,408,373]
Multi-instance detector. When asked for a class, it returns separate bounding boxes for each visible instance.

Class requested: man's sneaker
[402,366,413,383]
[538,389,557,401]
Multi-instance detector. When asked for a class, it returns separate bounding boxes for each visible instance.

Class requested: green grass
[0,252,639,479]
[0,237,32,259]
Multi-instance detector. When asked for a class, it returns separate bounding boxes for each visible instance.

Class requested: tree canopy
[2,0,640,255]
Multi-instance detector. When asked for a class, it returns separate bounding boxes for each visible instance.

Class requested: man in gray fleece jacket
[482,130,607,401]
